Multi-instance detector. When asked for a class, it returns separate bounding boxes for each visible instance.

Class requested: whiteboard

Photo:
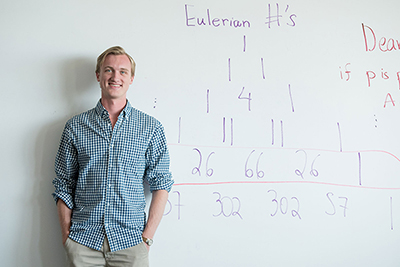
[1,0,400,266]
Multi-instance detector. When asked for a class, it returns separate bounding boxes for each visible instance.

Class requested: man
[52,46,174,267]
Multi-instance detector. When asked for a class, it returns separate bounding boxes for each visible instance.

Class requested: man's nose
[110,71,120,80]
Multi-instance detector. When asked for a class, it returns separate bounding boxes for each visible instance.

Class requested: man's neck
[101,97,127,128]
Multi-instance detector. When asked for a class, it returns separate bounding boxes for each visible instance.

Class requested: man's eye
[105,69,111,72]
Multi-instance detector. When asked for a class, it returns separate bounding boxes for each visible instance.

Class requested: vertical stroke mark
[243,35,246,52]
[222,117,226,143]
[288,84,295,112]
[337,122,343,152]
[271,119,275,145]
[280,120,284,147]
[358,152,361,185]
[206,89,210,113]
[178,117,181,143]
[390,197,394,230]
[228,58,231,81]
[231,118,234,146]
[261,58,266,79]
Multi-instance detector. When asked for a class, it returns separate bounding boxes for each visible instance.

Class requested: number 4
[238,87,252,111]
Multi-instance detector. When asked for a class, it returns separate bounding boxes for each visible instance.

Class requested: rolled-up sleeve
[52,123,78,209]
[144,124,174,193]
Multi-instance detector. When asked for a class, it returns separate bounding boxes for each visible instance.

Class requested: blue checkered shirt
[52,100,174,252]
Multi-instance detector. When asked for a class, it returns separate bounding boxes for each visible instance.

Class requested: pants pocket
[63,237,71,249]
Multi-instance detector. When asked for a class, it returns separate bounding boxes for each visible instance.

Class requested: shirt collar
[123,100,133,118]
[95,99,133,119]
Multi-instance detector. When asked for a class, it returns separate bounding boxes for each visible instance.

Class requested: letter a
[384,93,395,108]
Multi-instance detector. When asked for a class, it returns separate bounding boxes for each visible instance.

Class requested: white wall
[1,0,400,266]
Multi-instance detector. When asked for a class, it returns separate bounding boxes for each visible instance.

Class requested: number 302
[213,192,243,219]
[267,189,301,219]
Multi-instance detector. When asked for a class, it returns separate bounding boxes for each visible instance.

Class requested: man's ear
[96,72,100,82]
[130,75,134,84]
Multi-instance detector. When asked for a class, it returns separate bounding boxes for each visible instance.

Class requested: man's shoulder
[129,107,162,127]
[64,107,96,128]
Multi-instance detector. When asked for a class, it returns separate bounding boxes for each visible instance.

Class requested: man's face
[96,54,134,101]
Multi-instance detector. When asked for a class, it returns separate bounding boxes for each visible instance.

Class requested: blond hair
[95,46,136,77]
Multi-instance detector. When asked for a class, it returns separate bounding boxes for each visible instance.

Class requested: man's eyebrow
[104,66,129,71]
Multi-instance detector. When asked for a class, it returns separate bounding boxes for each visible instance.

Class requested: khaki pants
[64,237,149,267]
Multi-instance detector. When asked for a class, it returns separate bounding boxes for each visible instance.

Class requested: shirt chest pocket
[116,141,147,179]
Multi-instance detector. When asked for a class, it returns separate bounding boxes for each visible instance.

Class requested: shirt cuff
[148,174,174,193]
[52,192,74,210]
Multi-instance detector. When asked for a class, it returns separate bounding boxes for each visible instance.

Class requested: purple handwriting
[390,197,394,230]
[184,4,297,29]
[358,152,362,186]
[164,191,183,220]
[295,149,320,179]
[185,4,251,28]
[228,58,231,81]
[238,87,252,111]
[288,84,295,112]
[337,122,343,152]
[206,89,210,113]
[265,3,297,28]
[222,117,234,145]
[213,192,243,219]
[261,58,266,79]
[325,192,348,217]
[271,119,284,147]
[185,3,297,28]
[192,148,215,177]
[178,117,182,143]
[267,189,301,219]
[245,150,265,179]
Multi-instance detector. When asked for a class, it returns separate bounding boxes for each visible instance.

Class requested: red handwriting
[339,63,351,81]
[366,68,392,87]
[362,23,400,52]
[339,62,400,108]
[384,93,395,108]
[364,68,399,108]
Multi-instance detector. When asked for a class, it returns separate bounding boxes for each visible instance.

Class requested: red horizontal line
[173,180,400,190]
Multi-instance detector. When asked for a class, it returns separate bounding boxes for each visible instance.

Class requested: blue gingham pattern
[52,100,174,252]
